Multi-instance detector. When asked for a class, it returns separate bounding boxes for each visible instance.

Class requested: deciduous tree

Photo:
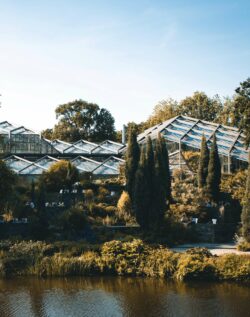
[43,100,116,142]
[241,156,250,242]
[178,91,223,122]
[234,78,250,147]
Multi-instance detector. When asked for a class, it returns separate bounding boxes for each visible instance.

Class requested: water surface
[0,277,249,317]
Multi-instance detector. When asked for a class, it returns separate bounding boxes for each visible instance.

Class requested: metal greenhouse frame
[137,115,249,173]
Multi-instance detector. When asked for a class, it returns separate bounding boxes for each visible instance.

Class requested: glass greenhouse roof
[0,120,125,156]
[4,156,33,173]
[71,156,101,172]
[4,155,125,176]
[48,139,125,155]
[137,115,249,162]
[0,121,36,135]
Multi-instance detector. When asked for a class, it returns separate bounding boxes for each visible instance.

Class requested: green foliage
[176,249,215,281]
[182,151,200,172]
[145,98,180,127]
[214,254,250,281]
[134,150,150,229]
[241,158,250,242]
[61,206,87,233]
[141,247,178,278]
[234,78,250,147]
[155,134,171,200]
[145,137,156,226]
[0,160,16,211]
[237,240,250,252]
[36,251,101,277]
[117,191,132,215]
[100,239,147,275]
[43,99,116,142]
[125,129,140,200]
[206,134,221,201]
[117,191,136,224]
[0,240,249,281]
[221,170,247,203]
[198,135,209,188]
[41,160,79,192]
[178,91,223,122]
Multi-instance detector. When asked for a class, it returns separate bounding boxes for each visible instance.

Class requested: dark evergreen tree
[159,134,171,201]
[134,150,150,229]
[125,129,140,200]
[241,156,250,242]
[36,181,46,212]
[145,137,156,226]
[206,134,221,201]
[154,150,167,226]
[31,179,35,203]
[198,135,209,188]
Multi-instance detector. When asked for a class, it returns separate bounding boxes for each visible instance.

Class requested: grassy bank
[0,240,249,282]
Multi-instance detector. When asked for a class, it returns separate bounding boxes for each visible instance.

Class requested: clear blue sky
[0,0,249,132]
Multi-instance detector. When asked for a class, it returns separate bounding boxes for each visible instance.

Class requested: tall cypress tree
[159,134,171,201]
[198,135,209,188]
[145,137,156,227]
[206,134,221,201]
[154,146,167,227]
[241,156,250,242]
[134,150,150,229]
[125,129,140,200]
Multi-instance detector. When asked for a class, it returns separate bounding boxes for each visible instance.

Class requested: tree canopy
[234,78,250,147]
[241,154,250,242]
[42,100,116,142]
[178,91,223,122]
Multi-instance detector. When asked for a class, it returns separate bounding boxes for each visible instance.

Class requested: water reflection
[0,277,249,317]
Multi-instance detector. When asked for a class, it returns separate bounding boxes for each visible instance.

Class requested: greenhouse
[0,121,125,157]
[3,155,124,178]
[47,139,125,155]
[0,121,58,155]
[1,116,249,177]
[137,115,249,173]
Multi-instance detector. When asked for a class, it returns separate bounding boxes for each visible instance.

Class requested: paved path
[171,243,250,256]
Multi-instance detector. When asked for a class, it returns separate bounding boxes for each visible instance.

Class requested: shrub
[142,248,177,278]
[117,191,132,215]
[61,206,87,233]
[90,203,108,217]
[41,160,79,192]
[237,240,250,252]
[85,189,94,205]
[97,187,110,202]
[100,239,148,275]
[214,254,250,281]
[105,206,117,214]
[185,247,213,258]
[175,251,216,281]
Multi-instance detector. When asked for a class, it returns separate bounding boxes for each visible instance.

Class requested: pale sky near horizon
[0,0,249,132]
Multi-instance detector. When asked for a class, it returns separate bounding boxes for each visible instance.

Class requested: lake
[0,277,249,317]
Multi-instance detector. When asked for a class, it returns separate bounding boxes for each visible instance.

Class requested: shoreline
[0,239,249,282]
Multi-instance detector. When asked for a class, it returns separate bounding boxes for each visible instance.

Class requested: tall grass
[0,240,249,281]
